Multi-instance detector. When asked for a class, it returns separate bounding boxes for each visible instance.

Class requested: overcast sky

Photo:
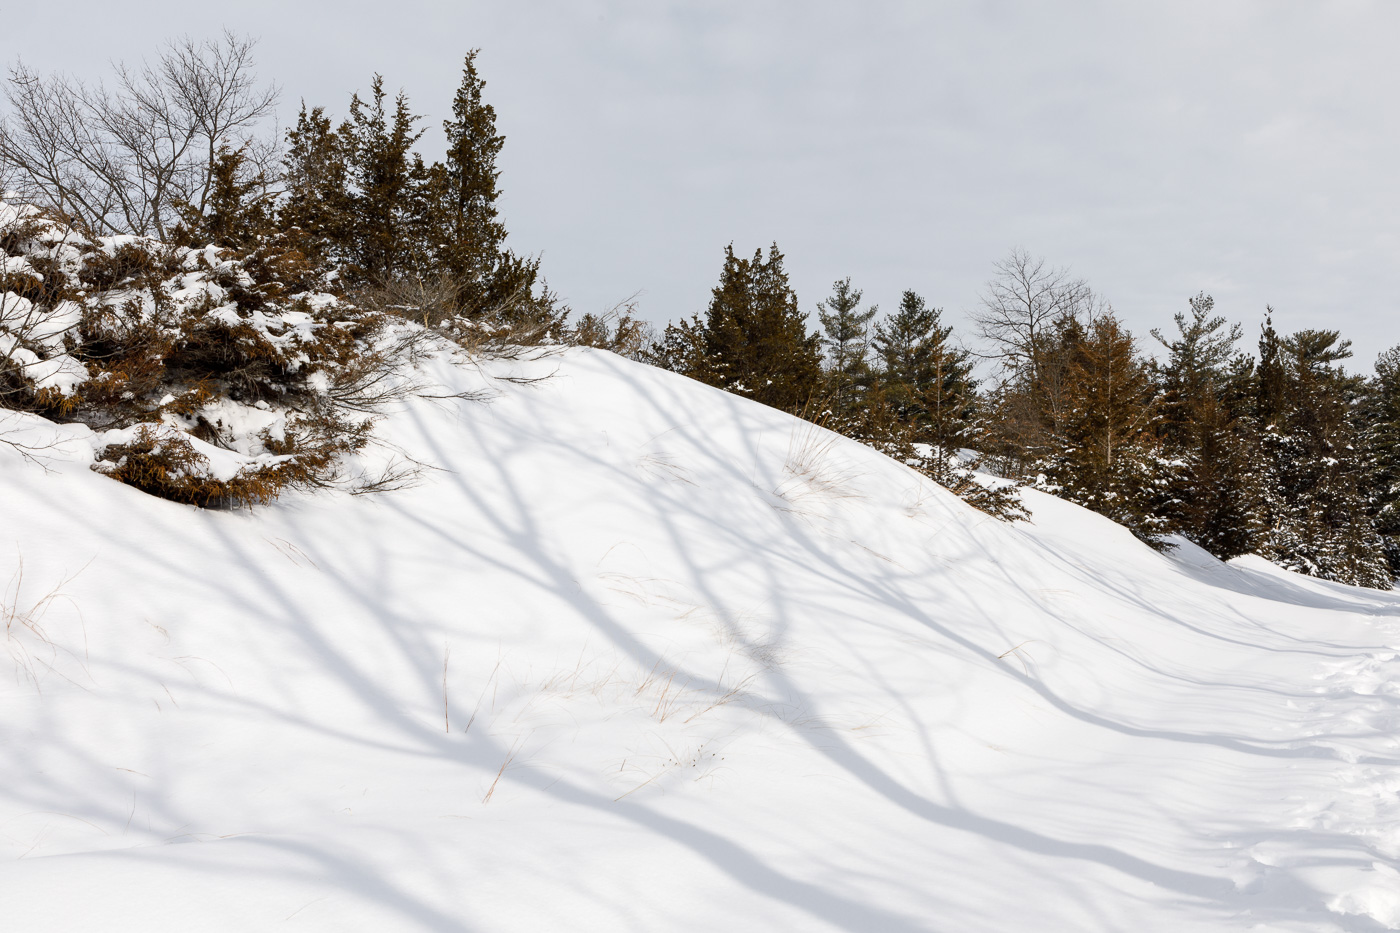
[5,1,1399,366]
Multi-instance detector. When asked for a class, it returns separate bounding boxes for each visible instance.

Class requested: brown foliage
[92,423,348,509]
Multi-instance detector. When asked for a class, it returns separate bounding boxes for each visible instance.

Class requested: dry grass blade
[464,657,502,734]
[482,739,522,804]
[614,771,663,803]
[771,421,865,509]
[683,672,757,724]
[442,645,451,733]
[997,640,1035,674]
[649,669,691,722]
[3,557,88,691]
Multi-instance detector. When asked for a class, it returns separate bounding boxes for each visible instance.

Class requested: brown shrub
[2,212,456,508]
[92,421,363,509]
[93,428,231,506]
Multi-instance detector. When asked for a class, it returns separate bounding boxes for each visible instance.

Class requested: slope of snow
[3,345,1400,931]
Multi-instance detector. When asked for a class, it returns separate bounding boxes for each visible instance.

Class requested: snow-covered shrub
[0,202,395,506]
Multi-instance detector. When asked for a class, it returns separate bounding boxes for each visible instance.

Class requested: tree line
[654,244,1400,590]
[3,34,1395,589]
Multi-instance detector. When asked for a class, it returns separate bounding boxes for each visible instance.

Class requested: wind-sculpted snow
[2,347,1399,931]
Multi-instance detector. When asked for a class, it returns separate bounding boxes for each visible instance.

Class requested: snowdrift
[3,345,1400,931]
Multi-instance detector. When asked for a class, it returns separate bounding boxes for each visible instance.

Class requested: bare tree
[973,247,1094,383]
[0,133,15,195]
[0,31,278,238]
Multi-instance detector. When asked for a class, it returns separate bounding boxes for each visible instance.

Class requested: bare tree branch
[0,32,279,238]
[972,247,1093,383]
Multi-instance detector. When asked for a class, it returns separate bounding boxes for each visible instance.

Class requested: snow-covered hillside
[4,345,1400,931]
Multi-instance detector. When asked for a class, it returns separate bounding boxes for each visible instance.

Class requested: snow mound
[3,347,1400,931]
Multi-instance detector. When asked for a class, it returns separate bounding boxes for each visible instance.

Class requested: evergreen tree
[1049,313,1171,544]
[1360,346,1400,575]
[177,144,274,251]
[280,104,354,265]
[1151,293,1254,558]
[274,61,564,338]
[420,53,552,331]
[476,251,551,331]
[647,312,709,378]
[660,243,821,414]
[1249,313,1302,566]
[427,51,509,306]
[1248,318,1390,588]
[815,278,876,423]
[872,290,978,465]
[344,75,428,281]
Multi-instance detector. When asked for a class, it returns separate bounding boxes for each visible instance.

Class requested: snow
[85,420,290,483]
[3,346,1400,931]
[0,255,41,281]
[28,299,83,352]
[185,397,288,454]
[0,330,87,396]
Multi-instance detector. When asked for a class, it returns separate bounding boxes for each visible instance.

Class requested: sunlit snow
[3,346,1399,931]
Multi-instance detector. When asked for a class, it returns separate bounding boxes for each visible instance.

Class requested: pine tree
[417,53,556,333]
[344,75,427,281]
[815,278,876,423]
[1151,293,1253,558]
[1249,313,1301,565]
[1248,318,1390,588]
[1046,313,1171,545]
[664,243,821,414]
[872,290,978,459]
[280,104,354,265]
[862,290,1023,518]
[1360,346,1400,575]
[647,312,709,377]
[427,51,509,304]
[177,144,274,251]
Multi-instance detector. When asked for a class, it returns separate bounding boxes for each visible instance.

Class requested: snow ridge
[3,347,1400,931]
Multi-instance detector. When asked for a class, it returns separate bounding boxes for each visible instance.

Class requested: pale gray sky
[6,1,1399,366]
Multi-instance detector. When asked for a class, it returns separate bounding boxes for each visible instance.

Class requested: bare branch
[0,32,278,237]
[973,247,1092,382]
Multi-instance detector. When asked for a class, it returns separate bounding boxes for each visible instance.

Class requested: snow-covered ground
[4,345,1400,931]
